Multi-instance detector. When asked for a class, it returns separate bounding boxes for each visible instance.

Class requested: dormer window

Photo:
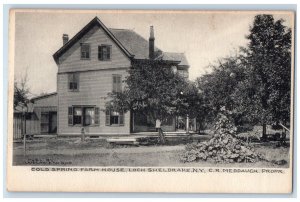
[98,45,111,61]
[81,43,90,59]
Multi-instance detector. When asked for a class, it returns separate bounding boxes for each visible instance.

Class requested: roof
[53,16,188,66]
[109,28,161,60]
[30,92,57,102]
[53,17,134,64]
[14,102,34,113]
[159,52,189,66]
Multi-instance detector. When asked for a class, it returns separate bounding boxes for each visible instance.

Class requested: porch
[131,112,197,133]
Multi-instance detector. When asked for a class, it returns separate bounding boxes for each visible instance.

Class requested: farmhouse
[28,16,195,136]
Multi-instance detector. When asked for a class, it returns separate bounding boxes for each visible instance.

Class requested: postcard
[7,9,294,193]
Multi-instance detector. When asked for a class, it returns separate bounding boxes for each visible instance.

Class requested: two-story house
[52,16,190,136]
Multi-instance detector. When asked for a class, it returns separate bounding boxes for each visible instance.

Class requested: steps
[106,137,139,145]
[106,132,197,145]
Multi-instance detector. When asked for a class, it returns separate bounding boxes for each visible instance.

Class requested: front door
[176,116,186,131]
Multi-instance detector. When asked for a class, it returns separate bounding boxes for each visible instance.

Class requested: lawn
[13,136,290,168]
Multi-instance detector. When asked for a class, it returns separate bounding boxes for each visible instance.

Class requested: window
[68,73,79,91]
[162,116,174,126]
[73,107,82,125]
[81,43,90,59]
[41,112,49,133]
[68,106,99,126]
[105,109,124,126]
[84,107,95,126]
[98,45,111,61]
[178,70,189,79]
[112,74,122,93]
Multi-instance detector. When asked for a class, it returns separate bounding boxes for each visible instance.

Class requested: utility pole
[186,114,189,134]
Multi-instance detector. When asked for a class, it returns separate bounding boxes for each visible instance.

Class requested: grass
[13,136,290,167]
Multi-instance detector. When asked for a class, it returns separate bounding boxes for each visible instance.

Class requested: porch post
[132,112,135,133]
[186,114,189,133]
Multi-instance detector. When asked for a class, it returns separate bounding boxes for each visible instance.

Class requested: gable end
[53,17,134,64]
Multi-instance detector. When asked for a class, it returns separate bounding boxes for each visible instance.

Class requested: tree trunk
[156,119,166,144]
[158,128,166,144]
[81,127,85,142]
[186,115,189,133]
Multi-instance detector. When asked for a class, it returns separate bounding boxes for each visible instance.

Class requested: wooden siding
[31,95,58,135]
[57,22,132,135]
[58,24,131,73]
[33,94,57,107]
[57,68,130,135]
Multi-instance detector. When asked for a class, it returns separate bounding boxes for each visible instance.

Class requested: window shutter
[68,107,73,125]
[107,46,111,59]
[117,76,122,92]
[68,74,73,90]
[98,46,103,60]
[105,109,110,126]
[112,75,121,93]
[119,111,124,126]
[112,76,116,92]
[75,73,79,90]
[86,45,90,58]
[81,49,85,58]
[95,107,100,125]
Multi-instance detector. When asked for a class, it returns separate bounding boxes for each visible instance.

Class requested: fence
[13,113,24,141]
[13,112,40,141]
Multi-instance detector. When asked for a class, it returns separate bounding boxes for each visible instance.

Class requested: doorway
[41,111,57,134]
[49,112,57,133]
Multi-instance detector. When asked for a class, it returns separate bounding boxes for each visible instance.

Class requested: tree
[196,55,247,126]
[196,15,292,139]
[106,60,199,129]
[14,72,30,110]
[237,15,292,138]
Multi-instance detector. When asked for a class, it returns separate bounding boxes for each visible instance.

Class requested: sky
[13,10,293,97]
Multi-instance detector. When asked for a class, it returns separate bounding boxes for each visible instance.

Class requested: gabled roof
[53,17,134,64]
[109,28,161,60]
[53,16,189,67]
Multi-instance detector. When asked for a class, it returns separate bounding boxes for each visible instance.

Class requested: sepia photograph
[7,9,294,193]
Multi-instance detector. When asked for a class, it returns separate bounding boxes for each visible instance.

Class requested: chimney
[62,34,69,45]
[149,26,155,59]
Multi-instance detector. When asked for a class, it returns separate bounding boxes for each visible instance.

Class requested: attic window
[81,43,90,59]
[98,45,111,61]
